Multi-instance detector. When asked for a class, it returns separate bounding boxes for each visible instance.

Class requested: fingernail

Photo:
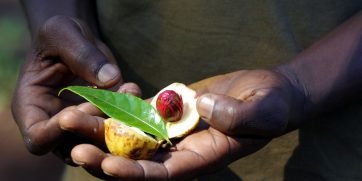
[119,88,140,96]
[60,125,69,131]
[104,171,115,177]
[197,94,215,121]
[97,64,119,83]
[72,159,85,166]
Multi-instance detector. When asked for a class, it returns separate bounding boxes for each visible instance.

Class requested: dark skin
[60,70,295,179]
[13,0,140,163]
[70,11,362,180]
[14,0,362,180]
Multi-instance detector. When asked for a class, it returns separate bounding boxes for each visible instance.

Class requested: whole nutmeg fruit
[156,90,183,122]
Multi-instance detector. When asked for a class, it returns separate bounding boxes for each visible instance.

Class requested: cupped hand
[65,69,305,180]
[11,15,137,164]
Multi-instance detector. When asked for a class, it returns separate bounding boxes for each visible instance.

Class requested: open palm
[66,69,304,180]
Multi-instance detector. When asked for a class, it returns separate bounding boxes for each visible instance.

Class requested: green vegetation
[60,86,170,143]
[0,18,29,107]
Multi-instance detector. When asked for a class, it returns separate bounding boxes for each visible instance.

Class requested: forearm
[21,0,99,37]
[277,11,362,122]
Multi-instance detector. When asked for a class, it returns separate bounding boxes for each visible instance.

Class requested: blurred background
[0,0,64,180]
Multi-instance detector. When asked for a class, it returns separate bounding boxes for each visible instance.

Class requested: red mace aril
[156,90,183,122]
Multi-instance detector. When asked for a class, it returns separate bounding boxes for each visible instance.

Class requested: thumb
[196,93,244,135]
[196,93,286,136]
[36,16,121,87]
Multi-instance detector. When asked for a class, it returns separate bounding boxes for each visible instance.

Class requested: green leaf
[59,86,170,143]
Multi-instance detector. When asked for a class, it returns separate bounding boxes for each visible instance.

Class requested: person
[13,0,362,180]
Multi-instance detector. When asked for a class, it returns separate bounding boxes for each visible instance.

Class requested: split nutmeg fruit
[104,83,200,159]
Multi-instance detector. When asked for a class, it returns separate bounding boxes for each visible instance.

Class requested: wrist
[273,65,311,131]
[21,0,99,38]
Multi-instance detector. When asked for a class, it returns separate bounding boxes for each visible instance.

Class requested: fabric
[63,0,362,180]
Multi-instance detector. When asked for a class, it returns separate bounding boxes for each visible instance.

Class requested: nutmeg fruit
[156,90,183,122]
[104,83,200,159]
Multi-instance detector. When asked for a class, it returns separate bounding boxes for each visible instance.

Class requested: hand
[11,16,136,164]
[65,69,305,180]
[192,69,305,136]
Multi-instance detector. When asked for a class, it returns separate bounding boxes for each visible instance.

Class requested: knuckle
[39,15,70,36]
[45,15,70,29]
[73,45,105,75]
[224,105,239,134]
[119,83,142,97]
[213,99,240,134]
[11,109,49,155]
[23,134,48,155]
[74,44,93,63]
[36,16,74,55]
[58,109,80,128]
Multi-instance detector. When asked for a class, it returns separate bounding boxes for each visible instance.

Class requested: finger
[52,132,88,165]
[76,102,104,117]
[58,109,105,146]
[117,82,142,97]
[95,40,118,65]
[36,16,121,87]
[13,98,76,155]
[196,93,288,136]
[72,145,178,180]
[100,130,268,180]
[101,149,215,180]
[71,144,111,179]
[101,156,168,180]
[52,103,105,164]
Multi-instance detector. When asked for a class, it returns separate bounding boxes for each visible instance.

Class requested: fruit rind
[104,118,160,160]
[151,83,200,139]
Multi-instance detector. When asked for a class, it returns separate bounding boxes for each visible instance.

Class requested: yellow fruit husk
[104,118,160,160]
